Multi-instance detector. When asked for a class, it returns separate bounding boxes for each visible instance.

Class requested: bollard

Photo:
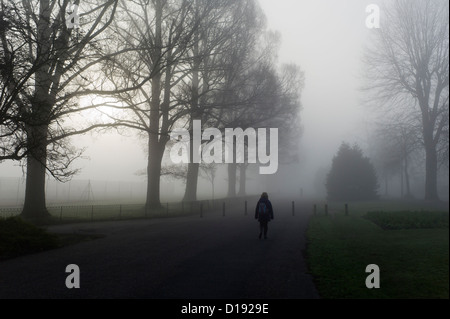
[245,200,248,215]
[292,201,295,216]
[223,202,225,217]
[325,204,328,216]
[313,204,317,215]
[345,203,348,216]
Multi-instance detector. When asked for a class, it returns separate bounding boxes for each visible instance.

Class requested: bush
[365,211,449,230]
[0,217,59,260]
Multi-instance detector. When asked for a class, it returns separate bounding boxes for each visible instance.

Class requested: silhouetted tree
[0,0,120,220]
[363,0,449,201]
[327,143,379,201]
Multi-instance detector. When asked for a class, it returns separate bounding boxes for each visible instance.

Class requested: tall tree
[363,0,449,200]
[0,0,120,219]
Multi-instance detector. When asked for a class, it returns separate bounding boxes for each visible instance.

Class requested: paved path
[0,199,319,299]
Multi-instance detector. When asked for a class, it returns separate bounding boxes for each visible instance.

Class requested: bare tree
[0,0,121,220]
[363,0,449,200]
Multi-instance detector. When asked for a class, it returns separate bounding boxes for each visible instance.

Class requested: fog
[0,0,448,207]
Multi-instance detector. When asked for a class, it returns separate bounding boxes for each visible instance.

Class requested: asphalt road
[0,198,319,299]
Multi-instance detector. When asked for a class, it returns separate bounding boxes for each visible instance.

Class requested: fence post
[60,206,63,221]
[119,205,122,219]
[182,201,184,214]
[292,201,295,216]
[166,202,169,214]
[223,202,225,217]
[200,202,203,218]
[313,204,317,215]
[91,205,94,222]
[245,200,248,216]
[345,203,348,216]
[325,204,328,216]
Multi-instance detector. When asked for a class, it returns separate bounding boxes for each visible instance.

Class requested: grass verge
[0,216,102,261]
[306,210,449,299]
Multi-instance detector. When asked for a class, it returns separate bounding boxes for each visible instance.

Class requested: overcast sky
[0,0,383,188]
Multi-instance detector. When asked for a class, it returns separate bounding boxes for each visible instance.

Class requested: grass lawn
[306,205,449,299]
[0,217,102,261]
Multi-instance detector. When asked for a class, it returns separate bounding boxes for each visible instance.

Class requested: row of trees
[0,0,304,221]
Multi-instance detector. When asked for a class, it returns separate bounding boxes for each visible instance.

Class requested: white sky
[0,0,383,188]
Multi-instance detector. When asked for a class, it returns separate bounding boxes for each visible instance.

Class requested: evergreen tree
[327,143,379,201]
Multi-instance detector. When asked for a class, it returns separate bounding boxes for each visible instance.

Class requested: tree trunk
[184,162,199,202]
[146,140,164,209]
[145,0,163,210]
[423,120,439,201]
[228,163,237,197]
[238,164,246,196]
[404,156,411,198]
[21,125,50,219]
[424,145,439,201]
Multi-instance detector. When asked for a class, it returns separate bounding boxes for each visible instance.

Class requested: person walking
[255,192,274,239]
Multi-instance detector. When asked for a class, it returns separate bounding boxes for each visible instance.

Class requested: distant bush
[0,217,59,260]
[326,143,379,201]
[365,211,449,230]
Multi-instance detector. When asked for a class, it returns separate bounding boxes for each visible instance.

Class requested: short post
[166,202,169,214]
[91,205,94,222]
[119,205,122,219]
[181,201,184,214]
[190,201,193,214]
[222,202,225,217]
[325,204,328,216]
[200,202,203,218]
[313,204,317,215]
[345,203,348,216]
[60,206,63,221]
[292,201,295,216]
[245,200,248,215]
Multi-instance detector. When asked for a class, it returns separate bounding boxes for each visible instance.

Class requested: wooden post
[200,202,203,218]
[91,205,94,222]
[166,202,169,214]
[60,206,63,221]
[181,201,184,214]
[313,204,317,215]
[223,202,225,217]
[245,200,248,215]
[345,203,348,216]
[325,204,328,216]
[119,205,122,219]
[292,201,295,216]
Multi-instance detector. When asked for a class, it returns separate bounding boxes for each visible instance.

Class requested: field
[306,200,449,299]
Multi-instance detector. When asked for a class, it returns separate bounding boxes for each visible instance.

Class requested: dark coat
[255,197,274,222]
